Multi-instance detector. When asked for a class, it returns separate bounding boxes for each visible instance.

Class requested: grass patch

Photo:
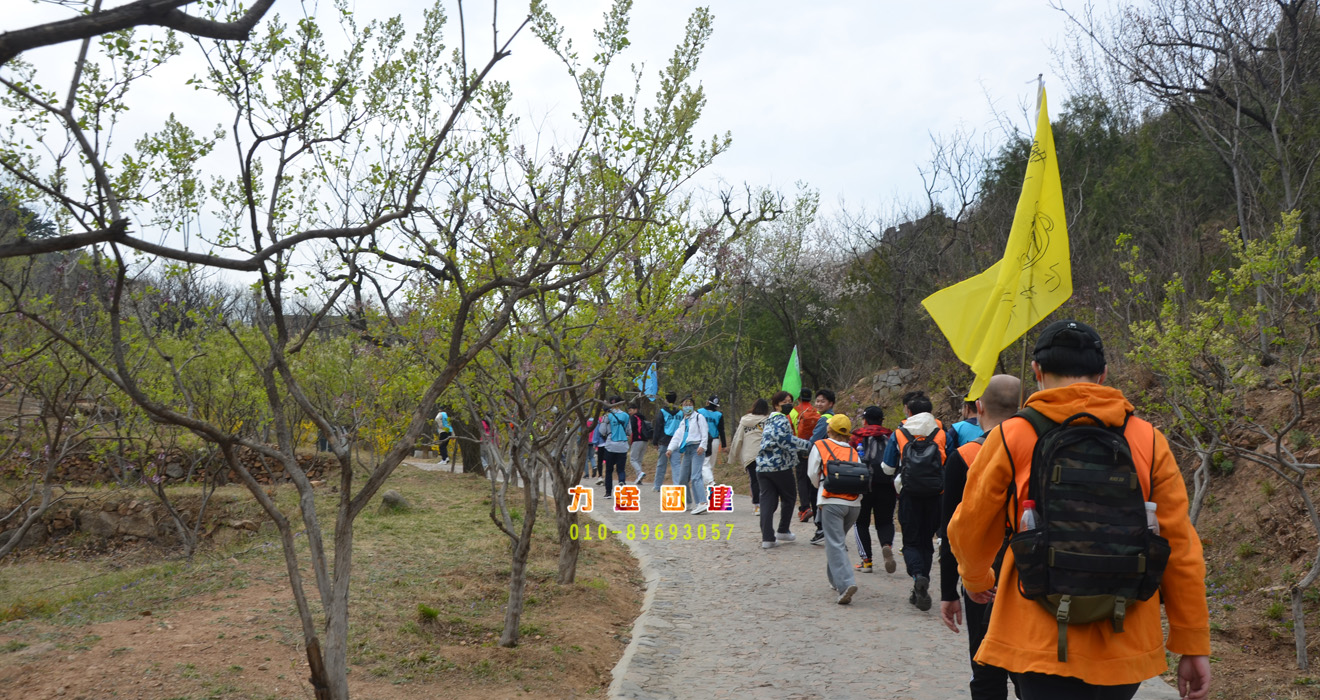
[0,467,638,697]
[416,603,439,623]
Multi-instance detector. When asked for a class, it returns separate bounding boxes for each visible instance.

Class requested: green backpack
[1007,408,1171,662]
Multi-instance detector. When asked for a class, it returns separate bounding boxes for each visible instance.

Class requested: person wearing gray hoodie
[880,390,950,612]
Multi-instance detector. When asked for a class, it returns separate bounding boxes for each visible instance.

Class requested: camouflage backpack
[1007,408,1171,662]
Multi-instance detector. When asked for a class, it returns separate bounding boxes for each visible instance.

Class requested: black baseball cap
[862,406,884,424]
[1033,319,1105,376]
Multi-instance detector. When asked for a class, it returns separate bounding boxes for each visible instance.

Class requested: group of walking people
[585,392,728,515]
[583,320,1212,700]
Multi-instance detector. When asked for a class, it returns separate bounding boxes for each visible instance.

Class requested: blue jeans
[671,447,707,506]
[653,441,673,491]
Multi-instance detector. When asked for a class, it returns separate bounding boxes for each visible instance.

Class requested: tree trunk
[1289,477,1320,671]
[501,494,538,648]
[451,415,485,476]
[1187,439,1216,528]
[1292,586,1309,671]
[557,510,581,584]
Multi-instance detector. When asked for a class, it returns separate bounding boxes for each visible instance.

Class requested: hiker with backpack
[880,390,948,611]
[696,396,725,490]
[756,391,809,549]
[938,374,1022,700]
[807,413,865,605]
[948,320,1210,700]
[595,397,632,499]
[792,389,821,522]
[726,398,771,515]
[806,389,838,545]
[652,392,681,491]
[627,401,651,486]
[848,406,896,575]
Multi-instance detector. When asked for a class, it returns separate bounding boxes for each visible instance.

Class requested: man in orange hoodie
[948,320,1211,700]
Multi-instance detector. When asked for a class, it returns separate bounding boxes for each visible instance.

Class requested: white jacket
[667,412,708,454]
[726,413,768,467]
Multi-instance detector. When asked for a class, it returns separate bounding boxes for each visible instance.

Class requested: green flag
[781,345,801,398]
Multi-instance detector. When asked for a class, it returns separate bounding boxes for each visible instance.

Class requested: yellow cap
[827,413,852,437]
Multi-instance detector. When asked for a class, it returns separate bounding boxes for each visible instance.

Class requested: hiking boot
[855,559,873,573]
[810,531,825,546]
[689,503,709,515]
[798,508,812,523]
[881,545,897,574]
[761,541,777,550]
[837,584,857,605]
[775,531,796,542]
[912,575,931,611]
[634,472,646,485]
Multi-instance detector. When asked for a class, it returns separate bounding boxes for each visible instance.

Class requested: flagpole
[1018,336,1029,408]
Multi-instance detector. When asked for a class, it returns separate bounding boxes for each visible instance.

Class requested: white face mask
[682,405,694,416]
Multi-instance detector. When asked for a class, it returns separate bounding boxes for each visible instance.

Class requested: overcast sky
[7,0,1087,222]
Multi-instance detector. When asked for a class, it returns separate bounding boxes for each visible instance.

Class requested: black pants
[436,431,451,461]
[593,446,606,476]
[964,591,1019,700]
[758,469,796,543]
[794,454,815,515]
[603,451,627,495]
[744,461,760,505]
[1011,673,1138,700]
[898,492,941,579]
[854,475,897,559]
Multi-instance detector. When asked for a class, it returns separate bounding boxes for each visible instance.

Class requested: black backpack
[1007,408,1170,662]
[638,418,654,442]
[818,441,872,496]
[898,425,945,495]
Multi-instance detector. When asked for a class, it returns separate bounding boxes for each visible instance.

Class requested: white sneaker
[761,541,777,549]
[634,472,646,485]
[689,503,709,515]
[595,477,604,485]
[753,505,760,515]
[776,531,796,542]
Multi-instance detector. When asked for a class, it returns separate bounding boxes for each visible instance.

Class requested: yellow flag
[921,88,1072,401]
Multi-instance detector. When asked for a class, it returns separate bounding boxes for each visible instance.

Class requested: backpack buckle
[1113,596,1127,633]
[1056,595,1071,622]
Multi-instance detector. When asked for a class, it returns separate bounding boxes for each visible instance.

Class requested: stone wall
[0,493,268,552]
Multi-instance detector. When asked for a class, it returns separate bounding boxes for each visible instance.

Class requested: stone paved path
[584,482,1184,700]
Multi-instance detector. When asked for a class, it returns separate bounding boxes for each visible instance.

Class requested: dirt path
[585,479,1183,700]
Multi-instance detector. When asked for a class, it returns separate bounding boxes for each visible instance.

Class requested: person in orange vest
[938,374,1021,700]
[949,320,1210,700]
[807,413,863,605]
[880,390,949,611]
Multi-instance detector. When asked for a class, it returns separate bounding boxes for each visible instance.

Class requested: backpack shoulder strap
[1015,407,1055,437]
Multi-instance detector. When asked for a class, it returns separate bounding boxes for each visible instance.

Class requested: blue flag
[635,362,658,400]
